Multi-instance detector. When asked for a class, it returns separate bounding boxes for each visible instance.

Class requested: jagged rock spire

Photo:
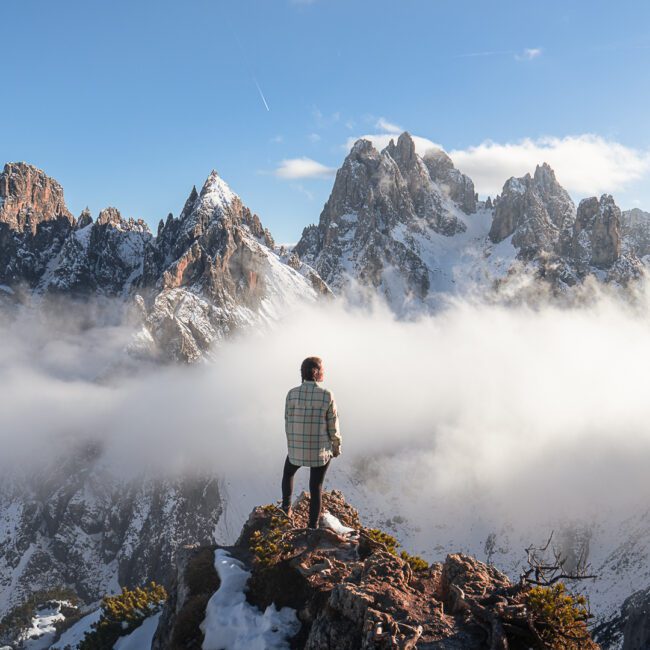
[77,207,93,229]
[489,162,575,257]
[572,194,621,269]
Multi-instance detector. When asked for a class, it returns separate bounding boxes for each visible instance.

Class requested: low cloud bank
[450,134,650,197]
[1,289,650,528]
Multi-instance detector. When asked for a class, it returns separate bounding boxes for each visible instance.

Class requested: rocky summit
[294,133,473,309]
[152,491,598,650]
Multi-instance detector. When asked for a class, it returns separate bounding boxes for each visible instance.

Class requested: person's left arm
[326,392,342,456]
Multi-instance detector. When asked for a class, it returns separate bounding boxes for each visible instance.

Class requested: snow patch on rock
[201,549,299,650]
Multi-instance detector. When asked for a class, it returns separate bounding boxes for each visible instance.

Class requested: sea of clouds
[2,287,650,532]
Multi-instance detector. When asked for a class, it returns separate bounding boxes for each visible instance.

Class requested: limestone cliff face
[488,165,645,288]
[0,163,76,286]
[0,162,73,234]
[621,587,650,650]
[422,148,477,215]
[144,171,279,309]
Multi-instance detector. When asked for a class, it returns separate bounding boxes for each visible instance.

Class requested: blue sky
[2,0,650,242]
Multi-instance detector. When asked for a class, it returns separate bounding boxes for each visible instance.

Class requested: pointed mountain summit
[198,169,237,212]
[138,168,330,361]
[294,132,475,312]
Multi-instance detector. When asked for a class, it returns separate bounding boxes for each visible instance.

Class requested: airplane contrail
[254,77,270,112]
[223,10,271,113]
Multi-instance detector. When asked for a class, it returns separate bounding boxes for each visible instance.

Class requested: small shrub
[249,506,293,567]
[399,550,429,573]
[365,528,399,555]
[79,582,167,650]
[526,583,597,649]
[366,528,429,572]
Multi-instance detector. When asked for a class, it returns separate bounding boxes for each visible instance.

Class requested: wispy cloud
[375,117,402,134]
[452,48,542,61]
[342,116,441,156]
[449,134,650,196]
[270,135,284,144]
[308,133,321,143]
[345,134,442,156]
[515,47,542,61]
[275,157,336,179]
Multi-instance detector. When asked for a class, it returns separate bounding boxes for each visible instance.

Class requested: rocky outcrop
[44,206,152,295]
[154,491,598,650]
[599,585,650,650]
[151,545,220,650]
[621,587,650,650]
[489,163,575,258]
[488,166,646,288]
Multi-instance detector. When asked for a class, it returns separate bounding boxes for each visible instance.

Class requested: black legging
[281,456,330,528]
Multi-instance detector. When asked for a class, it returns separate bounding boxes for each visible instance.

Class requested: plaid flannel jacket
[285,380,341,467]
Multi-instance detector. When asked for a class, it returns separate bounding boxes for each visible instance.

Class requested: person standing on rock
[281,356,342,528]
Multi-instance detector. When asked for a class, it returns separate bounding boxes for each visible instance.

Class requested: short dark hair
[301,356,322,381]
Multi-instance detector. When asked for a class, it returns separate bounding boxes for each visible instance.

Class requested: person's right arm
[285,391,292,434]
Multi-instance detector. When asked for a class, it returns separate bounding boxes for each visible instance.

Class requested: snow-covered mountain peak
[198,169,238,213]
